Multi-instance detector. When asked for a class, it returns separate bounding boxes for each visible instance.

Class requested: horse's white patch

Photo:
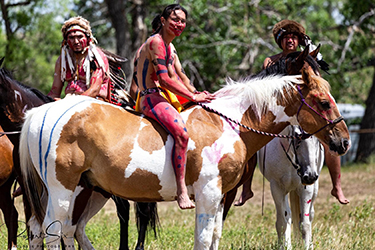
[14,90,22,102]
[126,125,176,199]
[58,199,70,212]
[201,120,239,167]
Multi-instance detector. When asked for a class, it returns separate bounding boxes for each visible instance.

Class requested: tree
[0,0,68,92]
[341,2,375,162]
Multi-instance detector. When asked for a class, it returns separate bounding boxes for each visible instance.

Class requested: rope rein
[0,131,21,136]
[196,85,344,141]
[197,102,302,139]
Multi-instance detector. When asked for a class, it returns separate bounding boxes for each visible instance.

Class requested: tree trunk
[105,0,148,84]
[355,65,375,162]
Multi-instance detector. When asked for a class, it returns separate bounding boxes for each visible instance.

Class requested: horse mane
[214,74,302,119]
[212,51,327,119]
[256,52,320,79]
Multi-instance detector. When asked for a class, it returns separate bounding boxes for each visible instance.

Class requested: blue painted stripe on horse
[40,99,93,182]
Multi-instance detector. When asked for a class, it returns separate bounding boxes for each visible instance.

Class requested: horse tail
[135,202,160,239]
[289,190,301,236]
[19,110,47,225]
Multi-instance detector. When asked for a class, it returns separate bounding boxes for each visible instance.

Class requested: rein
[280,137,303,177]
[0,131,21,137]
[196,102,302,139]
[196,84,344,140]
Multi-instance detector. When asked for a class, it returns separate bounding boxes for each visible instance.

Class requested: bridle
[197,83,344,140]
[279,131,303,177]
[295,85,344,138]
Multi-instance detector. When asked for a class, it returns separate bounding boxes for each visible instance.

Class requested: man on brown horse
[48,16,111,102]
[235,19,349,206]
[135,4,215,209]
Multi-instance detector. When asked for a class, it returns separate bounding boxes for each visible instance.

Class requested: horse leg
[270,181,291,250]
[0,175,18,250]
[194,180,223,250]
[74,188,109,250]
[28,215,44,250]
[222,155,257,220]
[296,186,315,249]
[209,202,223,250]
[111,196,130,250]
[221,189,237,221]
[134,202,159,250]
[42,186,77,250]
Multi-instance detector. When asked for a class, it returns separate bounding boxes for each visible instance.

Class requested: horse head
[0,61,53,123]
[292,68,350,156]
[288,126,323,185]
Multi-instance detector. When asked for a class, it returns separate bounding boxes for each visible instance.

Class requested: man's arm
[48,57,64,100]
[173,52,197,93]
[149,38,194,100]
[81,67,105,98]
[263,57,272,70]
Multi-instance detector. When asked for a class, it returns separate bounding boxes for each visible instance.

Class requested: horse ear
[294,45,310,72]
[0,57,4,67]
[309,44,321,60]
[301,67,311,86]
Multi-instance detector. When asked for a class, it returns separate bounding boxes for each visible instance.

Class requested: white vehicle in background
[337,103,365,164]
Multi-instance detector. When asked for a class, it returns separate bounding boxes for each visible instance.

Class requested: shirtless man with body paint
[135,4,215,209]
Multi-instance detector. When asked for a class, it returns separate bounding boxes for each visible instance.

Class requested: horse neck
[0,84,48,138]
[0,111,21,146]
[238,87,302,159]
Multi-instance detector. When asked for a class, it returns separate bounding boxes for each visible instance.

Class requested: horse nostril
[343,139,350,150]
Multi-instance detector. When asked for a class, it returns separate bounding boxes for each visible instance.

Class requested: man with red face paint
[235,20,349,206]
[48,16,110,101]
[136,4,215,209]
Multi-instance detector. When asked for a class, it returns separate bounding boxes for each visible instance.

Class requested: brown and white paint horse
[19,66,350,249]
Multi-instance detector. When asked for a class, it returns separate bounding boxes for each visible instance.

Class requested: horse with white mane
[19,65,350,249]
[259,125,324,249]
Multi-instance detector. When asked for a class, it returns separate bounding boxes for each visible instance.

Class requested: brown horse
[0,126,18,250]
[19,60,350,249]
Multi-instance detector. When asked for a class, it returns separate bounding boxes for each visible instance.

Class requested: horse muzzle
[329,137,351,156]
[300,171,319,185]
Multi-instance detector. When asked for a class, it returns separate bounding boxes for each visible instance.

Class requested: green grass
[1,163,374,249]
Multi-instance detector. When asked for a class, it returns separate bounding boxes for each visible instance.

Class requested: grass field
[1,162,374,249]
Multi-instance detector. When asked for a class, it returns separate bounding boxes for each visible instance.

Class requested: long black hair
[151,4,188,35]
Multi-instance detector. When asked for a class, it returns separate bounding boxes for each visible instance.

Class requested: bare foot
[234,190,254,206]
[177,193,195,209]
[12,186,22,198]
[331,188,349,205]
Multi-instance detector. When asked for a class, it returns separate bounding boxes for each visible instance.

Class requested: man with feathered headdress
[48,16,110,102]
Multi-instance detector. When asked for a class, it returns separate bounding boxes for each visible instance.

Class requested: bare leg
[234,154,257,206]
[323,144,349,205]
[141,95,194,209]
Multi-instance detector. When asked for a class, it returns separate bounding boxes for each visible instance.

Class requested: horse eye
[320,101,331,110]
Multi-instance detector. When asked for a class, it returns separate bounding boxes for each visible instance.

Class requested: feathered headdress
[60,16,104,84]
